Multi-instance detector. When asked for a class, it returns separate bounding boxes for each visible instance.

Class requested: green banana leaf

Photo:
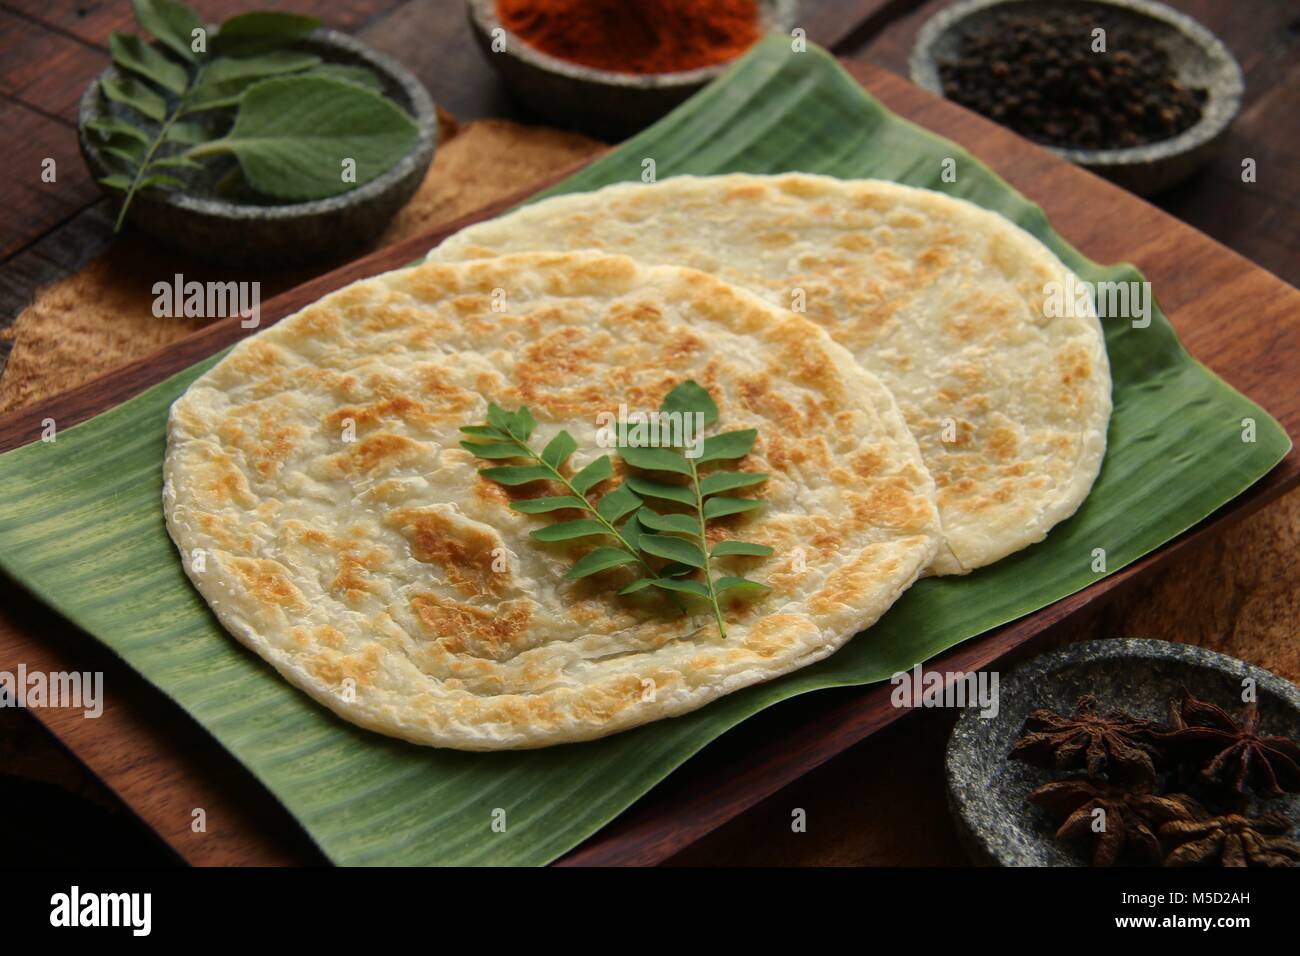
[0,38,1287,866]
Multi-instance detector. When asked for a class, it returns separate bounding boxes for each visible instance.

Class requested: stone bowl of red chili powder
[468,0,796,138]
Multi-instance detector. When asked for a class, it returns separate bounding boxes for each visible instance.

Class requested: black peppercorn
[936,11,1207,150]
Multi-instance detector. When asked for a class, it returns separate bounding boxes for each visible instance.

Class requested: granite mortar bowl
[79,29,436,269]
[946,639,1300,867]
[909,0,1243,195]
[466,0,798,140]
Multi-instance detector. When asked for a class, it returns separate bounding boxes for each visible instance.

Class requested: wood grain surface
[0,55,1295,866]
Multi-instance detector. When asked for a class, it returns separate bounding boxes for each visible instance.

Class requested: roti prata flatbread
[164,252,941,750]
[428,174,1112,575]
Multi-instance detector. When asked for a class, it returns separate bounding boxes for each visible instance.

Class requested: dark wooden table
[1,0,1297,866]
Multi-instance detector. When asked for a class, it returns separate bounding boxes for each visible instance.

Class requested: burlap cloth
[1,119,1296,842]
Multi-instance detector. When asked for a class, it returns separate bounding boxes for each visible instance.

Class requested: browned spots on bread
[388,507,507,596]
[723,183,768,203]
[307,645,382,689]
[851,448,885,478]
[743,614,800,658]
[317,624,345,649]
[409,593,532,660]
[810,544,902,615]
[325,395,422,432]
[197,512,253,552]
[339,432,422,474]
[197,449,256,508]
[332,546,386,603]
[1058,342,1093,387]
[849,478,934,533]
[988,426,1019,462]
[228,557,307,610]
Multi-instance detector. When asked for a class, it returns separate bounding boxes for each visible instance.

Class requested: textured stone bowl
[946,639,1300,867]
[910,0,1243,195]
[466,0,798,140]
[79,29,436,269]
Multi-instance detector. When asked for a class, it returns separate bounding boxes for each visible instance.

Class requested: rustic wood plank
[358,0,517,122]
[0,56,1296,866]
[0,101,100,259]
[810,0,927,53]
[0,9,108,124]
[0,579,324,866]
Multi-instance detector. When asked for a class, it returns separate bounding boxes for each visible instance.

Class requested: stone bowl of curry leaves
[79,2,436,268]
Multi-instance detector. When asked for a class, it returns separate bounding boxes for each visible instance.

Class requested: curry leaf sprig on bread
[617,381,771,638]
[461,381,772,639]
[459,403,669,588]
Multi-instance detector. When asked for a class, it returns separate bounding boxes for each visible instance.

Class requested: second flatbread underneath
[429,174,1112,575]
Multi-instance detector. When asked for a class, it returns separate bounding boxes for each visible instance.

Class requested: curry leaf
[204,52,320,83]
[699,429,758,463]
[305,63,384,92]
[618,577,658,595]
[478,464,552,485]
[152,155,204,171]
[509,495,586,514]
[714,576,770,594]
[217,11,321,43]
[530,519,608,542]
[460,440,525,459]
[486,403,514,433]
[101,75,167,121]
[136,174,184,189]
[636,509,699,535]
[132,0,204,63]
[459,424,508,440]
[640,534,706,569]
[699,471,767,496]
[164,121,208,144]
[711,540,774,558]
[87,117,151,145]
[186,76,419,201]
[109,32,189,94]
[541,432,577,470]
[103,142,147,168]
[625,476,695,506]
[595,484,641,523]
[570,456,613,494]
[703,496,764,519]
[651,578,711,598]
[661,380,718,426]
[618,444,691,475]
[565,548,640,581]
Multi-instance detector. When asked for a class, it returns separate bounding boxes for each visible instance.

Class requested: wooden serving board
[1,60,1296,866]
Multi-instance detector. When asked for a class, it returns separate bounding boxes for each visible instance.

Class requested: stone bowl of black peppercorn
[909,0,1243,195]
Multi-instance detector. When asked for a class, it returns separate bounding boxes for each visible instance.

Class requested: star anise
[1160,812,1300,867]
[1011,694,1164,785]
[1028,778,1204,866]
[1161,691,1300,798]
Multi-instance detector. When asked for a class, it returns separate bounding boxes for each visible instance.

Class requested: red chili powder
[496,0,762,75]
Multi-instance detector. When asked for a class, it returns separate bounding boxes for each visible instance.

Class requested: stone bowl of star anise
[946,639,1300,866]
